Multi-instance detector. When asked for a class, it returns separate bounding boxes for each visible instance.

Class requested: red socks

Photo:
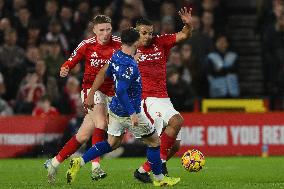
[160,132,176,161]
[56,135,81,162]
[91,128,106,163]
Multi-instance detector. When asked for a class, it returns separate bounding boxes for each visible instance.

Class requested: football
[181,149,205,172]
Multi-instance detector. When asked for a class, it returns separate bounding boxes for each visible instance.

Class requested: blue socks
[147,146,162,175]
[82,141,112,163]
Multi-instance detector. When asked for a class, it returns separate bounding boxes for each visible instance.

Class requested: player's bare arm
[176,7,193,43]
[84,63,109,109]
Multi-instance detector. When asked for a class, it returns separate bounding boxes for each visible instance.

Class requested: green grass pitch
[0,157,284,189]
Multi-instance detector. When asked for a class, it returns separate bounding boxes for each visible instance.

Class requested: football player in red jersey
[44,15,121,183]
[133,7,193,183]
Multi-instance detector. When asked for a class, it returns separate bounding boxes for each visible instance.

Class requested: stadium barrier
[0,116,70,158]
[177,113,284,156]
[1,113,284,158]
[201,99,268,113]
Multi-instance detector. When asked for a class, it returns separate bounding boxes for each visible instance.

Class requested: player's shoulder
[153,34,175,42]
[83,36,97,44]
[111,35,121,44]
[75,36,96,49]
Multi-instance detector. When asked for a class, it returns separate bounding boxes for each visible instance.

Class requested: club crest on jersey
[153,45,158,52]
[91,52,98,58]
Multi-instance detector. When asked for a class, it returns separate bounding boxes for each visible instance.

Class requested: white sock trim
[153,174,164,181]
[92,161,100,170]
[51,157,60,168]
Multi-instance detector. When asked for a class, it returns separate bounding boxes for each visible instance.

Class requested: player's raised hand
[178,7,192,25]
[130,113,139,127]
[60,66,69,77]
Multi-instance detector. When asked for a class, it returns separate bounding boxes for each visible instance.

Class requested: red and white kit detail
[138,34,181,140]
[62,35,121,102]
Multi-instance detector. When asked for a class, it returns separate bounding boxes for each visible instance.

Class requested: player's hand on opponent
[60,66,69,77]
[178,7,193,26]
[134,52,142,62]
[130,113,139,127]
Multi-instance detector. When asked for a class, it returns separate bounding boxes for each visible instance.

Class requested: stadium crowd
[0,0,282,116]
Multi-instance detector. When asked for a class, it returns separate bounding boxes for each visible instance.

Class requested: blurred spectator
[160,1,182,30]
[23,46,41,71]
[180,42,202,96]
[14,7,34,47]
[167,47,191,84]
[41,0,58,33]
[73,1,91,39]
[15,70,46,114]
[35,59,47,84]
[11,0,27,20]
[160,16,175,34]
[45,19,69,54]
[200,0,227,32]
[44,41,65,78]
[59,6,74,42]
[113,18,132,37]
[0,17,12,44]
[0,29,25,100]
[201,11,215,39]
[0,72,12,116]
[26,23,41,47]
[167,68,194,111]
[0,0,9,18]
[262,5,284,109]
[59,76,81,115]
[204,34,240,98]
[32,95,59,117]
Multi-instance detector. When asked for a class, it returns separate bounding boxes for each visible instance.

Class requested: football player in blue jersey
[65,28,180,187]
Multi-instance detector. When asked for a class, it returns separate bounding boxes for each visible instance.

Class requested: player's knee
[168,114,184,131]
[107,138,122,150]
[144,134,160,147]
[75,133,89,143]
[95,119,108,130]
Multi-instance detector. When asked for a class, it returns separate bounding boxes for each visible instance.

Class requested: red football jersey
[62,35,121,96]
[137,34,176,98]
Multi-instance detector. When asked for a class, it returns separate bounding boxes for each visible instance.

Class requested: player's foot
[134,169,152,183]
[153,176,180,187]
[66,157,82,184]
[161,162,168,176]
[44,159,57,183]
[91,167,107,181]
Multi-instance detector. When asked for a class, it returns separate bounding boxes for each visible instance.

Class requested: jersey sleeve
[61,40,86,69]
[154,34,176,50]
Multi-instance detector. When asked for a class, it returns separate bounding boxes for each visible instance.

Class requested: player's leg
[90,96,109,180]
[66,112,125,183]
[135,98,183,180]
[135,114,180,186]
[44,112,96,183]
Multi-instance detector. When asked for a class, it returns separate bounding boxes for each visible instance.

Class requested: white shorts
[81,89,111,105]
[140,97,182,140]
[107,111,155,138]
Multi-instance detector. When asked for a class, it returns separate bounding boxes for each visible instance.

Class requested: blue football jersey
[106,50,142,117]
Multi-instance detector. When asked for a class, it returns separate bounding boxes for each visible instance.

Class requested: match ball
[181,149,205,172]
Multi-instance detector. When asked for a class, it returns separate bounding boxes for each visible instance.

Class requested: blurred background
[0,0,284,158]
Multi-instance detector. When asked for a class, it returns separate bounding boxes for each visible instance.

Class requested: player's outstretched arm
[84,63,109,109]
[176,7,193,43]
[60,40,87,77]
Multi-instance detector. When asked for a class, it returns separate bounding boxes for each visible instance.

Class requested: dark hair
[121,28,140,46]
[136,18,152,27]
[91,15,111,25]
